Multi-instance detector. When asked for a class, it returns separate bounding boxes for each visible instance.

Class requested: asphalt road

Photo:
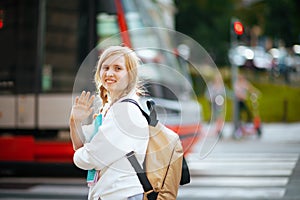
[177,122,300,200]
[0,123,299,200]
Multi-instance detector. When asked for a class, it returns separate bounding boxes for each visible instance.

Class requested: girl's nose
[106,69,114,77]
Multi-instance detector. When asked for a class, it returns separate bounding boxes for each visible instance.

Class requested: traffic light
[233,21,244,35]
[230,18,244,46]
[0,10,4,30]
[229,18,245,131]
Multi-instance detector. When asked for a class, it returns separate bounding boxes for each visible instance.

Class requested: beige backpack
[123,99,190,200]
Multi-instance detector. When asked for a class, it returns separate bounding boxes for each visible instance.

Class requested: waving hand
[71,91,95,122]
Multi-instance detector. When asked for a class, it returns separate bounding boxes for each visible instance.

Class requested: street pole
[231,54,239,134]
[230,17,241,135]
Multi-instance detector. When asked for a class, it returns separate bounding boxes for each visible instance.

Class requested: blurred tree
[175,0,300,66]
[175,0,241,66]
[263,0,300,47]
[238,0,300,47]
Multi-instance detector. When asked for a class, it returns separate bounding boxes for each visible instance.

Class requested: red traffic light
[0,20,3,29]
[233,21,244,35]
[0,10,3,29]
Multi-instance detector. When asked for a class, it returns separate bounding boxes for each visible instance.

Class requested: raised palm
[71,91,95,122]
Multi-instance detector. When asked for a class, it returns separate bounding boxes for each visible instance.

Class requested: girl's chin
[106,87,124,95]
[104,84,116,90]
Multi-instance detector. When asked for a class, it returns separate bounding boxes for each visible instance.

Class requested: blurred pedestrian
[278,40,290,84]
[69,46,149,200]
[234,74,259,122]
[205,75,226,135]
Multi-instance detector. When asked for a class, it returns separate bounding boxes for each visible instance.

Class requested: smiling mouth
[105,79,116,84]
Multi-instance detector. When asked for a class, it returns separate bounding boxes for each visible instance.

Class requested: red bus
[0,0,202,176]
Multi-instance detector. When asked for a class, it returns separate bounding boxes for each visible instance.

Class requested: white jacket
[73,93,149,200]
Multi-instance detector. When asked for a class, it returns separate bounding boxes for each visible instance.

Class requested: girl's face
[100,55,129,98]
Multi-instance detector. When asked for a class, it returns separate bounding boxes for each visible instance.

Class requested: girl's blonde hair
[94,45,141,108]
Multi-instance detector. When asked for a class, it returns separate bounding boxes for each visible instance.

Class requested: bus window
[121,0,193,100]
[96,13,120,45]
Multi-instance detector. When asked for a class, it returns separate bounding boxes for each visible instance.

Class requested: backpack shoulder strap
[122,99,159,199]
[126,151,159,200]
[125,151,154,192]
[121,98,158,126]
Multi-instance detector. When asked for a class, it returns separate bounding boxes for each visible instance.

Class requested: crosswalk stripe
[177,152,299,199]
[29,185,88,195]
[188,157,299,162]
[0,153,297,199]
[187,153,299,161]
[178,187,286,199]
[186,153,298,176]
[189,177,289,187]
[188,161,296,170]
[0,177,85,186]
[0,177,85,184]
[0,185,88,196]
[190,168,293,176]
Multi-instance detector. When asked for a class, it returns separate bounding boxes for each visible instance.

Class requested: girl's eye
[115,66,122,71]
[102,66,109,70]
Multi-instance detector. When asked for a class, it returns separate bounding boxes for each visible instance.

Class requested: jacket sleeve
[73,102,149,171]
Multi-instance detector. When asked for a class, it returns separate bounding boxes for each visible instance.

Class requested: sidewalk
[220,122,300,142]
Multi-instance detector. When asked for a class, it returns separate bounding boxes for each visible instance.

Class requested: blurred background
[175,0,300,123]
[0,0,299,199]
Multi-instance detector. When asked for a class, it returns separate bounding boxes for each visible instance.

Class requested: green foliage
[255,83,300,122]
[199,81,300,123]
[175,0,238,66]
[262,0,300,47]
[175,0,300,66]
[238,0,300,47]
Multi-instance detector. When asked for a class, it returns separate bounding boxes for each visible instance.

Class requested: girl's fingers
[78,91,86,104]
[88,95,95,107]
[77,91,95,108]
[74,96,79,104]
[89,107,94,115]
[80,91,86,99]
[84,92,93,106]
[84,91,90,102]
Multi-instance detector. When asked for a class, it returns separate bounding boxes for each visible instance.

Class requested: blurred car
[229,45,272,69]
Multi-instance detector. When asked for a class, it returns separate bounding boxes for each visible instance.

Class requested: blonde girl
[69,46,149,200]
